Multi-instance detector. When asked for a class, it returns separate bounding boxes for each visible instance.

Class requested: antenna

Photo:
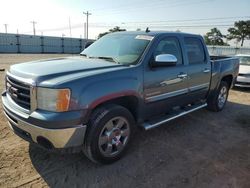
[145,27,150,33]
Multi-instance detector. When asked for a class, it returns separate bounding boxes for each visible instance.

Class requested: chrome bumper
[4,108,87,148]
[2,90,87,149]
[234,83,250,88]
[235,76,250,88]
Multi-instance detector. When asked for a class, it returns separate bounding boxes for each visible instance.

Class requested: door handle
[203,68,210,73]
[177,73,188,79]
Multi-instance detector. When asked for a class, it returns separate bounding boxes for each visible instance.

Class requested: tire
[207,81,229,112]
[83,104,135,164]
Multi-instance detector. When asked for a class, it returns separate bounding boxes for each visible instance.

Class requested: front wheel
[83,104,135,164]
[207,81,229,112]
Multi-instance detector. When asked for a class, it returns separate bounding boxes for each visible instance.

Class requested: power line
[93,0,211,16]
[120,16,250,24]
[90,0,182,12]
[85,16,249,26]
[21,15,250,34]
[21,15,250,35]
[87,20,239,27]
[85,24,234,28]
[31,16,246,33]
[38,23,234,30]
[30,22,233,34]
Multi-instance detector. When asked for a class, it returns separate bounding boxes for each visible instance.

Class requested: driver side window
[154,37,183,65]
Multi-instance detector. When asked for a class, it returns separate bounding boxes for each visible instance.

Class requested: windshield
[239,56,250,66]
[81,33,152,65]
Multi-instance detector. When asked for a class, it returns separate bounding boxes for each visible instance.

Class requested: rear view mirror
[154,54,177,66]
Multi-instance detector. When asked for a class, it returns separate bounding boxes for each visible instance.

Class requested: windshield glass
[81,33,152,65]
[239,56,250,66]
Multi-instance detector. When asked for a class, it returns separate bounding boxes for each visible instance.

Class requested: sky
[0,0,249,46]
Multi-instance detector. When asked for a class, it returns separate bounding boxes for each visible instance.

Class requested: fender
[78,73,143,110]
[89,90,140,109]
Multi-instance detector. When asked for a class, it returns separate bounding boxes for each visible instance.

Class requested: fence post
[40,36,44,53]
[61,37,64,54]
[16,34,20,53]
[79,39,82,53]
[212,46,216,55]
[235,47,239,55]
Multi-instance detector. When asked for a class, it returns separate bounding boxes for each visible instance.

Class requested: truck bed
[208,55,239,92]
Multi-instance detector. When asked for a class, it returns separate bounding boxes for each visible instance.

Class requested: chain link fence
[0,33,94,54]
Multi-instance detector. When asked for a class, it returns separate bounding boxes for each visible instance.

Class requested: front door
[143,36,189,118]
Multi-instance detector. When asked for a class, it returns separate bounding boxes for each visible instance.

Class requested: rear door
[184,37,211,100]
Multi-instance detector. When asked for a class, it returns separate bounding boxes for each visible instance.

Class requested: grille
[6,75,30,110]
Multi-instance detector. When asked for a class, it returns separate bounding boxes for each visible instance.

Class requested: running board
[142,103,207,130]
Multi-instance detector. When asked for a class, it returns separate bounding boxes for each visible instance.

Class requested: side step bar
[142,103,207,130]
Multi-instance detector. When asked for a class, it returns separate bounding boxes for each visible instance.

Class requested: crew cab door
[143,36,189,117]
[184,37,211,100]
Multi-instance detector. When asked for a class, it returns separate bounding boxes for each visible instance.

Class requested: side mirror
[154,54,177,66]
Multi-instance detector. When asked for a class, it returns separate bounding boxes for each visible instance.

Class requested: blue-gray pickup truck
[2,31,239,164]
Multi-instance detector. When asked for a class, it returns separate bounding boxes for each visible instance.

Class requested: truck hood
[9,57,126,83]
[239,65,250,74]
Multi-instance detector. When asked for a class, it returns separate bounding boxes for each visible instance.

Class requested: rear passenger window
[184,37,206,64]
[154,37,183,65]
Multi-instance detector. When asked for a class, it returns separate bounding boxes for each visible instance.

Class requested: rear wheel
[207,81,229,112]
[83,104,135,164]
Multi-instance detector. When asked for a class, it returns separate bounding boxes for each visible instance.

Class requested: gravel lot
[0,54,250,188]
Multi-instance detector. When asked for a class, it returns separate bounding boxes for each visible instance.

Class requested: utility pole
[30,21,37,35]
[4,24,8,33]
[83,11,91,39]
[69,17,72,38]
[84,22,87,38]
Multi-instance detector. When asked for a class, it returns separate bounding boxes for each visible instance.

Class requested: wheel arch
[221,74,233,88]
[84,94,141,124]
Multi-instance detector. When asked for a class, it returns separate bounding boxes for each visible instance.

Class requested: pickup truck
[2,31,239,164]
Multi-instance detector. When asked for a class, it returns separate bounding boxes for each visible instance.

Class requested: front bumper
[2,91,87,149]
[235,76,250,88]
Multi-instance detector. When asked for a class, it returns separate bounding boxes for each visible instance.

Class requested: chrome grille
[6,75,30,109]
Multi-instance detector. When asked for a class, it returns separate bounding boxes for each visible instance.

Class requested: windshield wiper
[89,56,120,64]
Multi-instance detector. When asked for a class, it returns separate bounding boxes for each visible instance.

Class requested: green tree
[98,26,126,39]
[227,20,250,47]
[204,28,228,46]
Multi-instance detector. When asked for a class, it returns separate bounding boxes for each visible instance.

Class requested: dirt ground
[0,54,250,188]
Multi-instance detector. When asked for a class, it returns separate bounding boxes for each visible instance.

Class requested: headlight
[37,88,71,112]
